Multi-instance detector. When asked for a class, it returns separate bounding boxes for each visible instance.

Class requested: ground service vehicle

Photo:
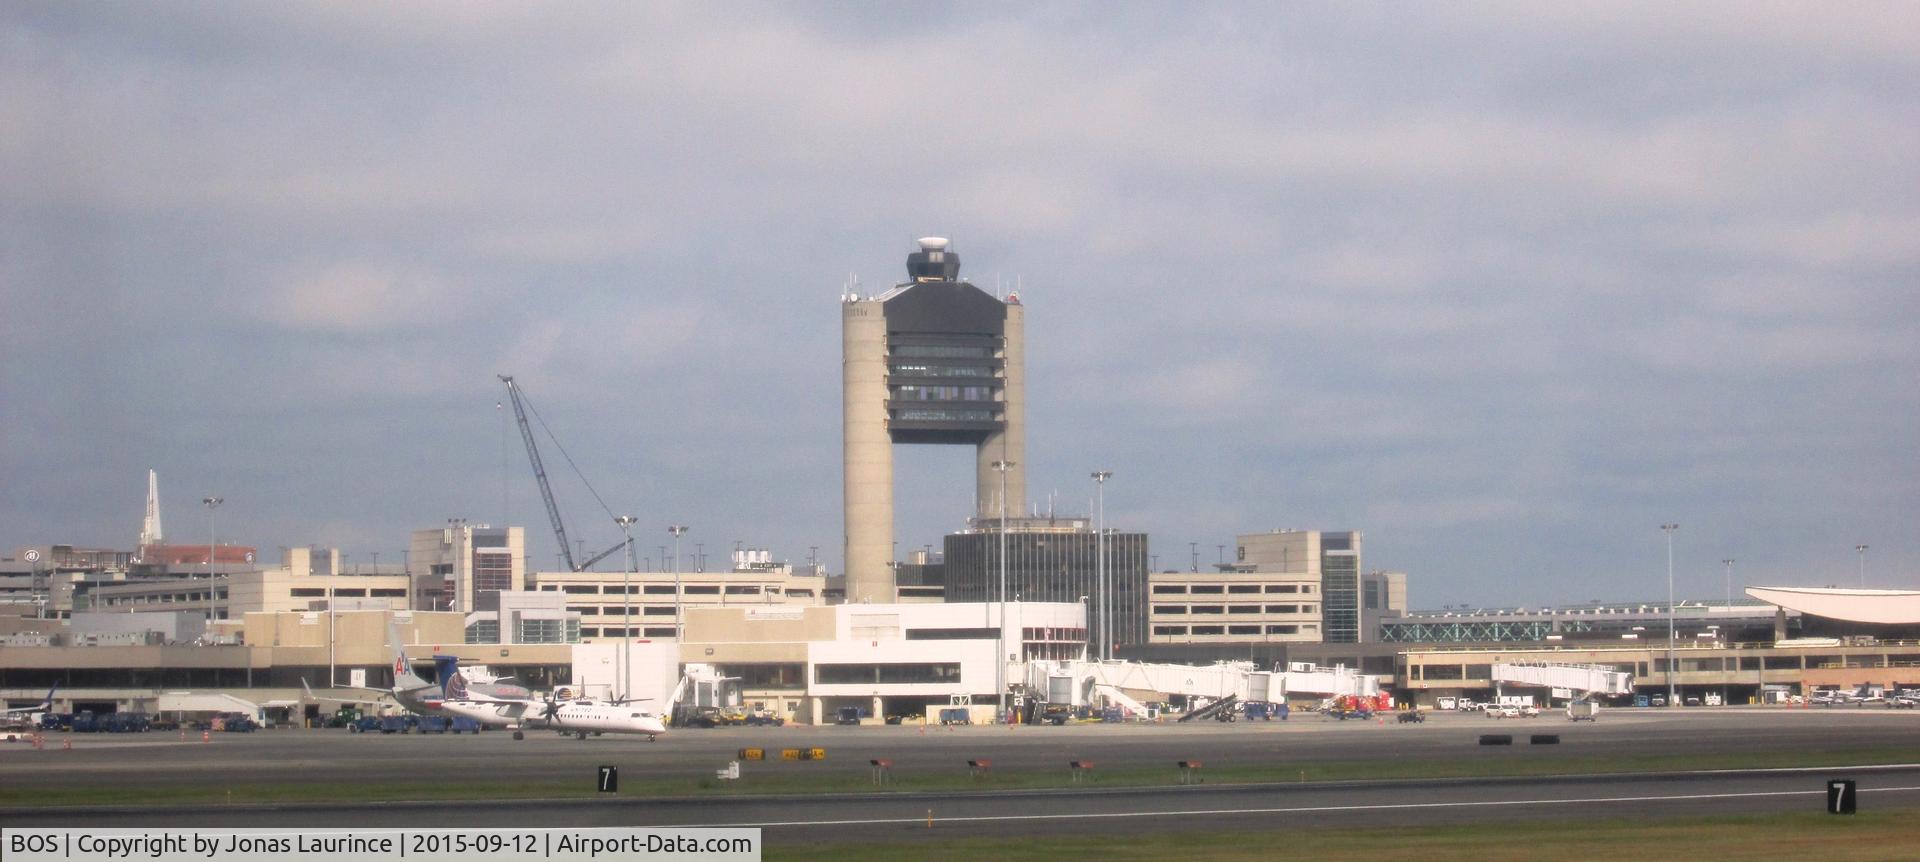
[1567,700,1599,721]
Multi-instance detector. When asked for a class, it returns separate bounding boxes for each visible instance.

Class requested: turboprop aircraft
[438,684,668,741]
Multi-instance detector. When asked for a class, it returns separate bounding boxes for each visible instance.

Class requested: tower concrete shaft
[977,302,1025,520]
[843,299,894,603]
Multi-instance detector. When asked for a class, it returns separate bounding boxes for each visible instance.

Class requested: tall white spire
[139,469,164,548]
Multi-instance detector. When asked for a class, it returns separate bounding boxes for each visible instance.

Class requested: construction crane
[498,375,630,572]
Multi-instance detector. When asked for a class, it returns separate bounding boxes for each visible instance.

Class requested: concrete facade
[87,570,413,619]
[407,524,525,613]
[1235,530,1364,643]
[1147,569,1324,644]
[681,601,1084,723]
[842,238,1025,605]
[530,567,828,640]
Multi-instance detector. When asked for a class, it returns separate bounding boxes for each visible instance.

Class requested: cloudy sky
[4,3,1915,606]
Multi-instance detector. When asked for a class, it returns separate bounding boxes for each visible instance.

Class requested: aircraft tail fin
[389,620,431,690]
[432,655,466,700]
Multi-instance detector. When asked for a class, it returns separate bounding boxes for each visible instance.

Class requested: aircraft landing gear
[512,730,524,740]
[576,730,588,740]
[647,734,657,742]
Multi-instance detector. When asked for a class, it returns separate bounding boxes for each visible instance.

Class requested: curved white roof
[1745,586,1920,625]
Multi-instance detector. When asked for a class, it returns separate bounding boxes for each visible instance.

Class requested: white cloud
[259,260,462,333]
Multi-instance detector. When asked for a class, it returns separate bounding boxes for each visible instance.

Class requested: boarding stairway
[1092,684,1151,716]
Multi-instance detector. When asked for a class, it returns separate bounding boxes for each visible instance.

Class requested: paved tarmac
[10,765,1920,842]
[4,707,1918,840]
[5,707,1918,787]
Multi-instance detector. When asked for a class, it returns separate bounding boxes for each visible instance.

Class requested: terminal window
[815,663,962,685]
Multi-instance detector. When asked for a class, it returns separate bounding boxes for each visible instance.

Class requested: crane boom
[499,375,577,572]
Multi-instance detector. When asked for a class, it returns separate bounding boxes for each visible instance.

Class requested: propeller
[541,696,562,722]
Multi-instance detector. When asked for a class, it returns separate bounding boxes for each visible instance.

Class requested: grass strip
[764,810,1920,862]
[4,745,1916,807]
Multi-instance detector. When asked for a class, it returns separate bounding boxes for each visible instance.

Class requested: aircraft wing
[1,684,57,716]
[459,691,539,705]
[301,680,390,707]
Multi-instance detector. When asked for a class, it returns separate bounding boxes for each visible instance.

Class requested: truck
[1567,700,1599,722]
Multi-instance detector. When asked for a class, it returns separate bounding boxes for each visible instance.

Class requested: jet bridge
[1491,662,1634,697]
[1028,660,1382,712]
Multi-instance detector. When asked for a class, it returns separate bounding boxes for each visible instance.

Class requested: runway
[4,707,1918,840]
[11,766,1920,841]
[4,706,1916,788]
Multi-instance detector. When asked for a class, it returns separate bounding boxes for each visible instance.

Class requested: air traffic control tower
[843,238,1026,603]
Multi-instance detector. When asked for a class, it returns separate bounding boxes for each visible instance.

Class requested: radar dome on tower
[907,236,960,282]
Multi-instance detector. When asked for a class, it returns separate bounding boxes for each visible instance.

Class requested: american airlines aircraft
[302,627,534,716]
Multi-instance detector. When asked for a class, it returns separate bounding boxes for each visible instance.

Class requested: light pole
[1189,542,1198,573]
[1856,544,1869,588]
[1662,523,1679,707]
[202,497,223,579]
[1078,595,1090,660]
[1722,559,1735,611]
[615,515,638,701]
[668,526,688,639]
[992,459,1016,722]
[1091,471,1111,661]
